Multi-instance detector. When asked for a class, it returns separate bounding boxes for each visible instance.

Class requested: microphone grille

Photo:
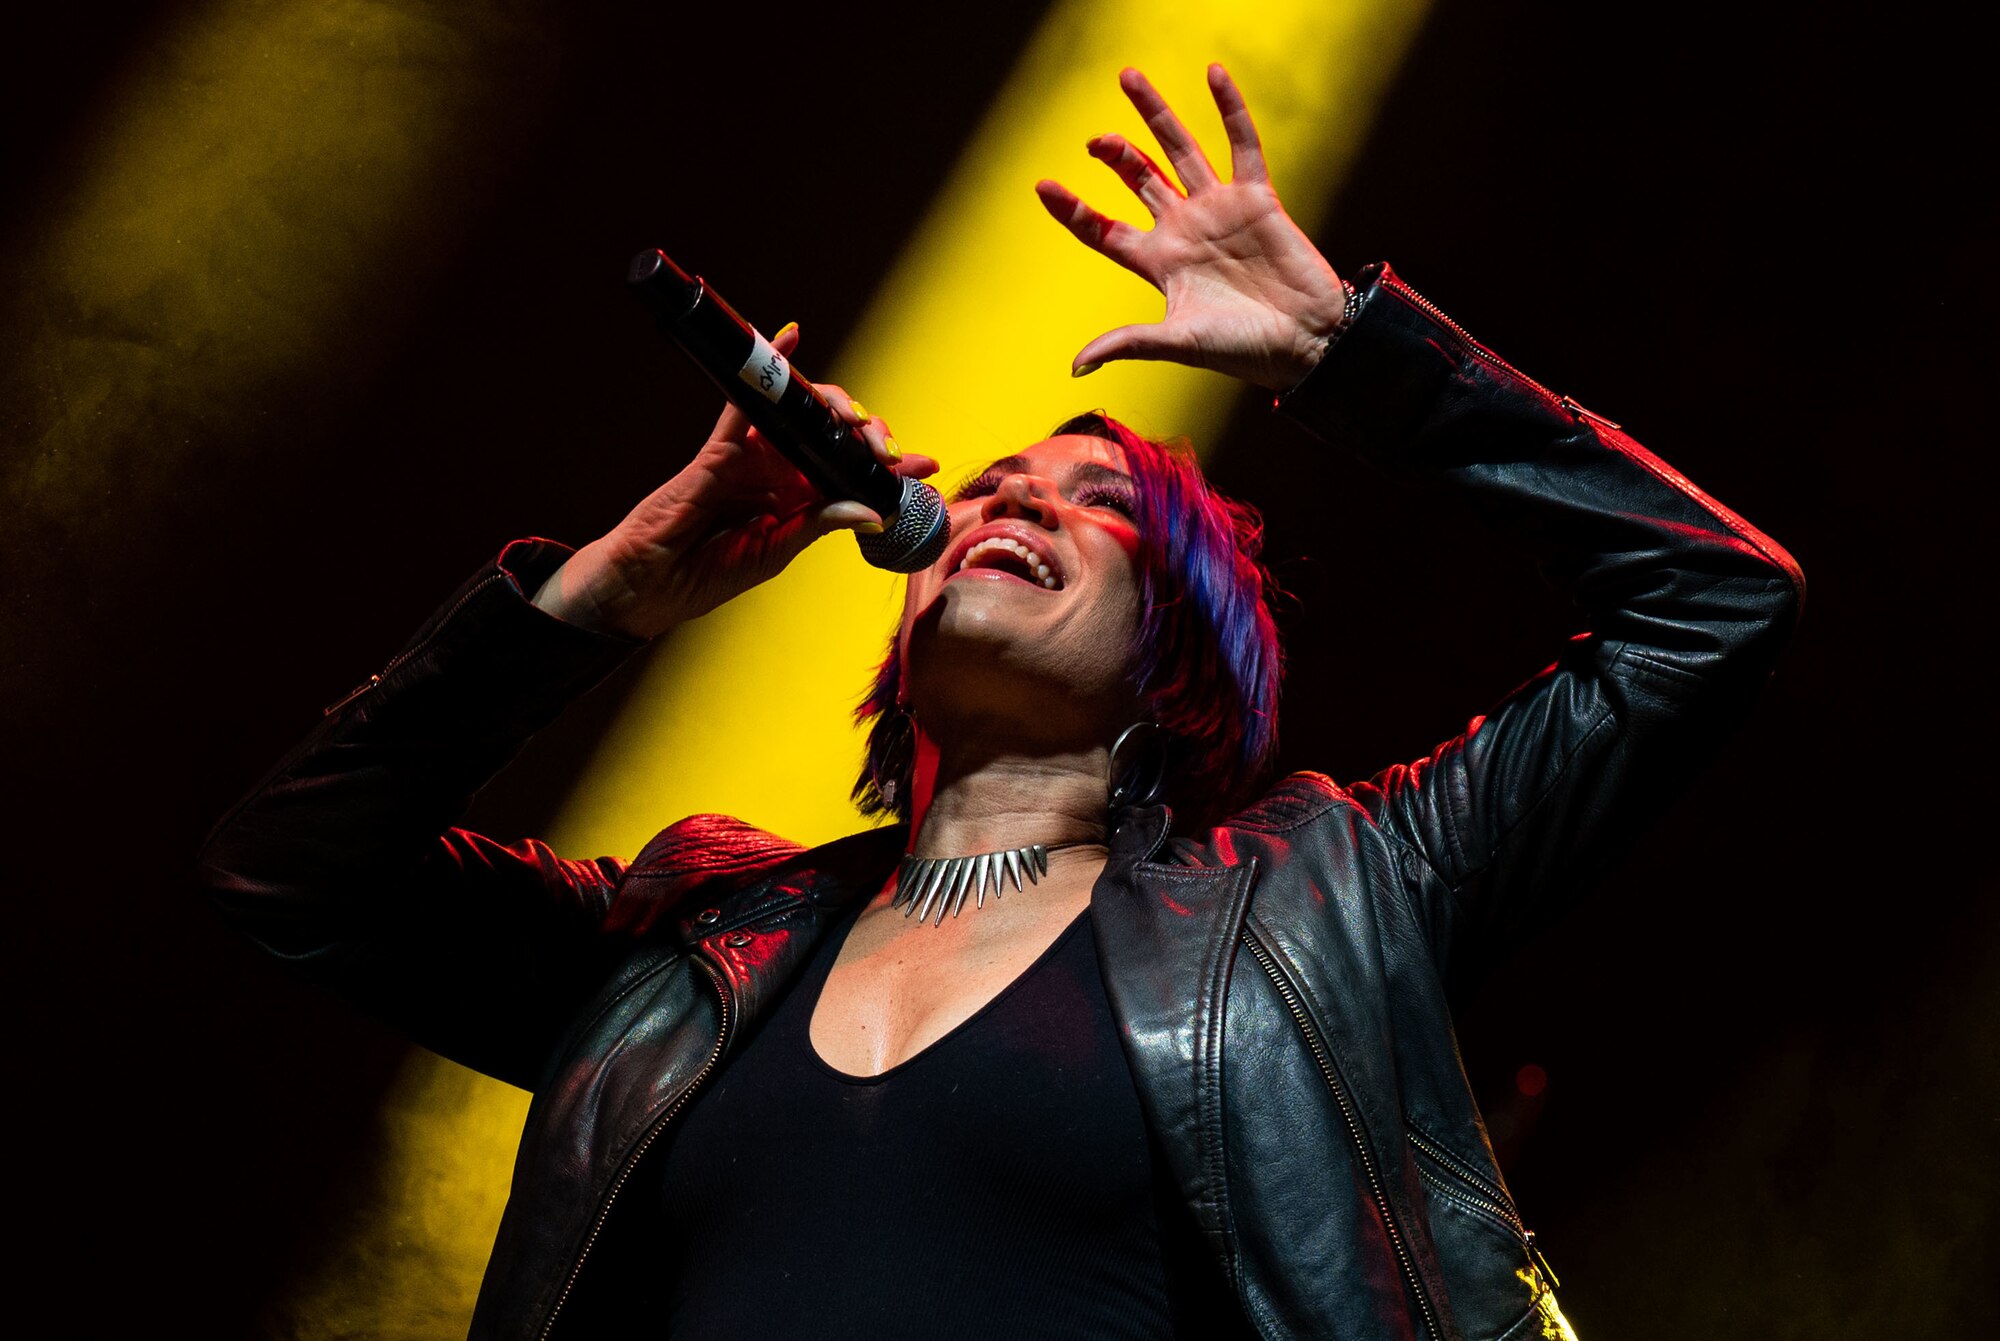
[854,478,952,573]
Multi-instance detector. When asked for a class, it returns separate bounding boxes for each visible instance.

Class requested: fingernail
[774,321,798,342]
[1073,362,1102,378]
[849,398,870,421]
[885,436,903,462]
[856,521,885,535]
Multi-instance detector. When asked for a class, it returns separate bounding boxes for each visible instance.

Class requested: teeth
[957,537,1061,588]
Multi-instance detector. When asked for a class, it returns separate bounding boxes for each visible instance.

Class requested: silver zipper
[1405,1128,1559,1289]
[1407,1146,1524,1239]
[1240,929,1442,1340]
[537,952,735,1339]
[322,573,506,715]
[1386,278,1617,433]
[1403,1128,1520,1229]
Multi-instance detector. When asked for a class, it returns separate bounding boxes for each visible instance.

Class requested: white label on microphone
[737,332,791,403]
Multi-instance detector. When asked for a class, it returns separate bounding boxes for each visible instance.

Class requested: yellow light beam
[0,4,560,1335]
[346,2,1432,1336]
[556,0,1434,859]
[1,0,556,561]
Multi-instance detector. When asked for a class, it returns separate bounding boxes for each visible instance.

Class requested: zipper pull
[323,673,382,716]
[1524,1230,1561,1290]
[1558,395,1622,432]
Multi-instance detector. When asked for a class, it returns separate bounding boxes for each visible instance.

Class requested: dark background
[7,1,1994,1335]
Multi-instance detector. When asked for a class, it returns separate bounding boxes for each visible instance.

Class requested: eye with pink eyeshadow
[951,472,1002,503]
[950,472,1135,519]
[1074,484,1138,518]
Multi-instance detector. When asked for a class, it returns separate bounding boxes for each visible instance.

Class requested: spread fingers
[1119,67,1219,192]
[1086,133,1182,217]
[1206,63,1267,184]
[1034,179,1146,274]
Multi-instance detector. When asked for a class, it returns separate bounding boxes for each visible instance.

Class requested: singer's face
[899,435,1145,724]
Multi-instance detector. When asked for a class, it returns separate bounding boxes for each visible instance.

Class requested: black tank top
[652,898,1248,1339]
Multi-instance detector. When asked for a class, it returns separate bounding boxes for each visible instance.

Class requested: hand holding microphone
[628,249,952,574]
[531,315,941,640]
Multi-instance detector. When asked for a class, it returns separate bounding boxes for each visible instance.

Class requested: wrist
[1284,276,1362,393]
[530,563,595,629]
[531,549,646,640]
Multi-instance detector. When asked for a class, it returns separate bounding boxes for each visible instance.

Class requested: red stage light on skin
[1516,1064,1548,1097]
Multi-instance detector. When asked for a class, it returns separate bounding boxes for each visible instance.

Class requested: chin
[918,596,1041,659]
[921,572,1062,633]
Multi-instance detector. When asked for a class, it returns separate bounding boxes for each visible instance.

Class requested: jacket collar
[671,822,906,945]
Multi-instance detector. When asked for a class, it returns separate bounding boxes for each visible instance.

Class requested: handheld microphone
[628,248,951,574]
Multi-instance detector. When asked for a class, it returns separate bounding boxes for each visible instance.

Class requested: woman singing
[202,65,1802,1340]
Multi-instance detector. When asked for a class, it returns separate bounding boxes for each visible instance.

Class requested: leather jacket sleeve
[196,538,652,1088]
[1274,262,1804,986]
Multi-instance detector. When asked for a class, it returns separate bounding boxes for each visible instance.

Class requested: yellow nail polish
[1072,361,1102,378]
[849,399,870,421]
[856,521,885,535]
[774,321,798,343]
[885,436,903,462]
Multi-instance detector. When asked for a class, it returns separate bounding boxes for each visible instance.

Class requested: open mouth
[955,536,1064,589]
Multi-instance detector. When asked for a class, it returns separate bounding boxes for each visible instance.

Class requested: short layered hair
[852,412,1284,832]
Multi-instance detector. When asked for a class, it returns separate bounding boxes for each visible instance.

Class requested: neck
[904,720,1111,859]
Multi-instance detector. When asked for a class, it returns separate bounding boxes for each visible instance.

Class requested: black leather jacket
[200,263,1803,1340]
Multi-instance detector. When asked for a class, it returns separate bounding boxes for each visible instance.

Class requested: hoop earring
[870,707,917,813]
[1106,720,1169,809]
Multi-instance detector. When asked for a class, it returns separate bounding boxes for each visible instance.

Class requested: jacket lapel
[679,822,906,1031]
[1091,803,1259,1282]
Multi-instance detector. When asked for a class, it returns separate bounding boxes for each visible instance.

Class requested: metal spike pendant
[934,861,965,925]
[893,841,1070,925]
[1002,848,1026,897]
[948,854,980,921]
[915,859,949,922]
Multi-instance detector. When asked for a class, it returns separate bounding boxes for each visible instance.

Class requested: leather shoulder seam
[1223,773,1354,835]
[627,812,805,879]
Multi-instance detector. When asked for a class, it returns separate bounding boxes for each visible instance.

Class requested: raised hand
[532,323,938,639]
[1036,64,1351,392]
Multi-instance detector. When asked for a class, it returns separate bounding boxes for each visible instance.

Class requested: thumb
[755,496,882,575]
[811,499,884,536]
[1071,322,1182,376]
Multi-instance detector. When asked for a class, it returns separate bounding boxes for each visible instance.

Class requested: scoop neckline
[803,901,1095,1087]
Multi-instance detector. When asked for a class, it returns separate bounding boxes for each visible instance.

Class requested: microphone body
[628,249,950,573]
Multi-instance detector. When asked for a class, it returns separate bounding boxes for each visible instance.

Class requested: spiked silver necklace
[893,841,1095,926]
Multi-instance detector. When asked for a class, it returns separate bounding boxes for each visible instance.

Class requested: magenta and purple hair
[852,412,1285,831]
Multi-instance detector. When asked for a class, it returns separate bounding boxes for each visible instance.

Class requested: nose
[979,471,1061,529]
